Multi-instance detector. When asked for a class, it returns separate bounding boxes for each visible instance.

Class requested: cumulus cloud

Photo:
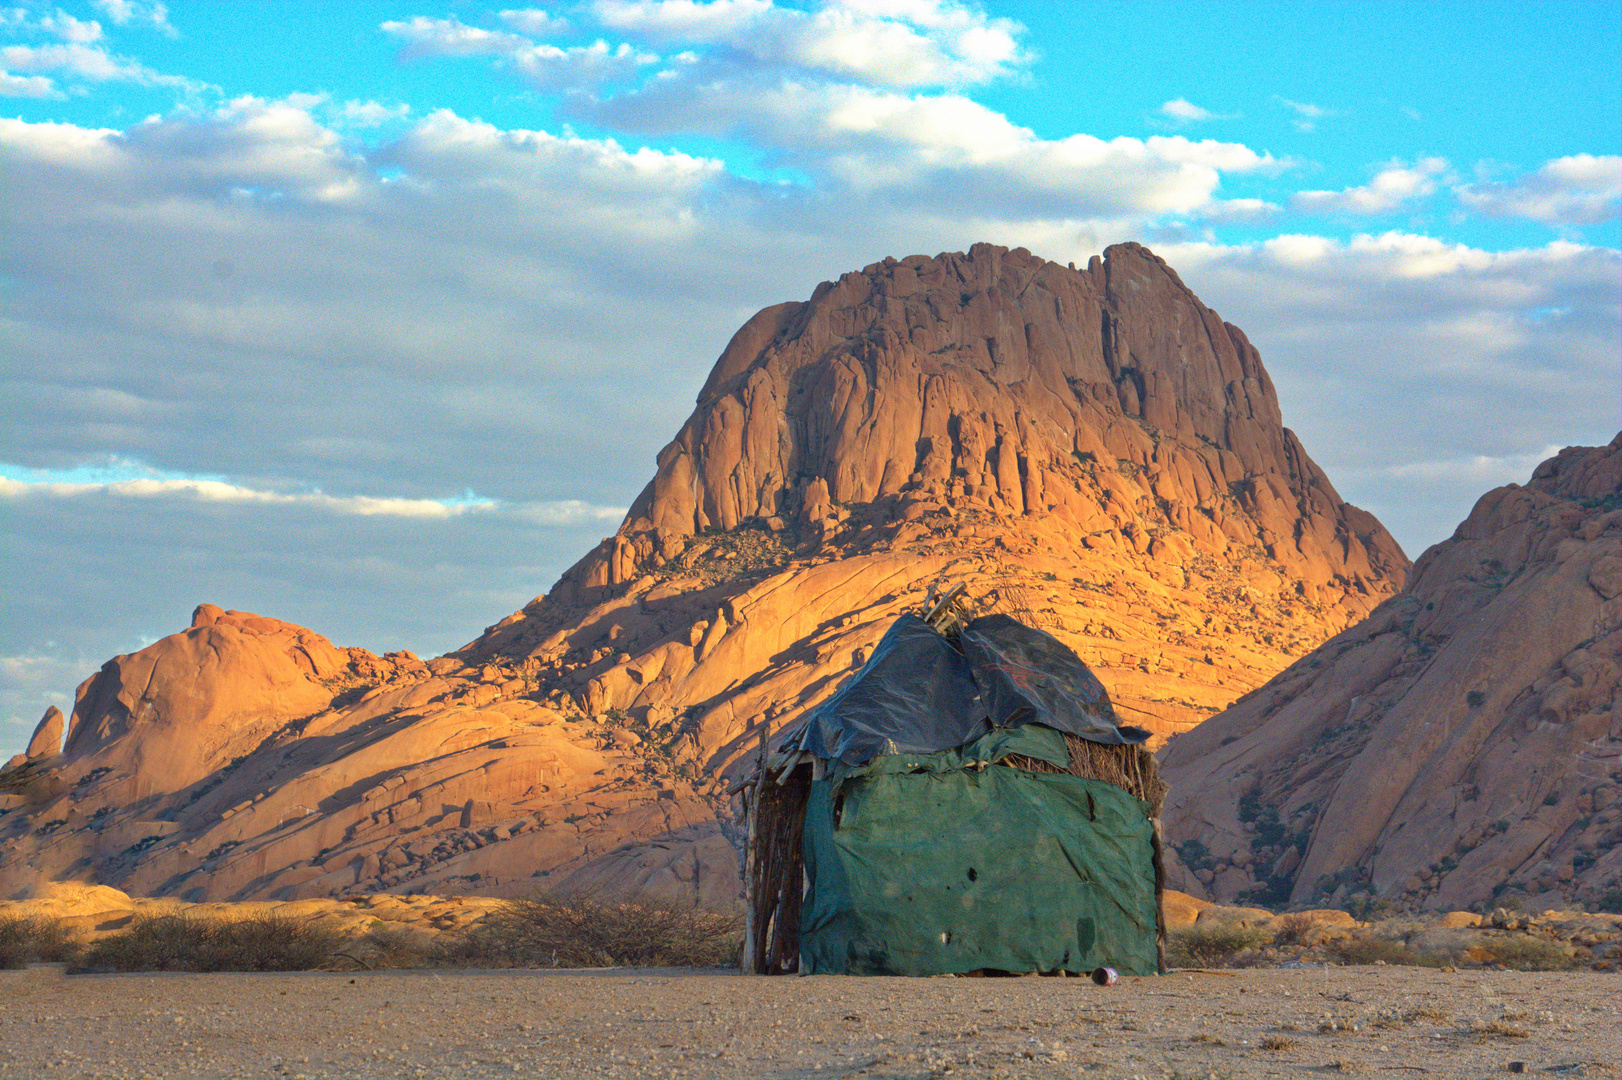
[0,70,56,96]
[382,15,535,58]
[589,0,1028,88]
[91,0,175,35]
[498,8,574,37]
[383,14,657,90]
[335,99,412,127]
[1292,156,1449,214]
[0,7,202,95]
[1456,154,1621,226]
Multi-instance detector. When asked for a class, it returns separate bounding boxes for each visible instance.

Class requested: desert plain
[3,963,1617,1080]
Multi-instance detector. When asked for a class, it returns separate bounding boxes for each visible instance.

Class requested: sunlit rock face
[0,242,1406,908]
[1161,435,1622,914]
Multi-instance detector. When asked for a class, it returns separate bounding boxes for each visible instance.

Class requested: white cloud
[336,99,412,127]
[1292,156,1449,214]
[39,12,103,44]
[383,15,657,90]
[0,34,203,93]
[498,8,574,36]
[0,69,56,96]
[1456,154,1621,226]
[1159,98,1213,123]
[381,15,534,57]
[91,0,175,34]
[0,471,496,520]
[587,0,1028,88]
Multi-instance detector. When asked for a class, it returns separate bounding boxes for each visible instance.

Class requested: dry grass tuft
[1167,924,1271,968]
[0,916,78,968]
[438,893,743,969]
[1474,1021,1531,1039]
[72,913,345,973]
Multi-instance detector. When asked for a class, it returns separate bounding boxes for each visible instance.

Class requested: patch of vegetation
[1475,936,1578,971]
[438,894,743,969]
[0,917,78,969]
[1166,924,1270,968]
[1329,936,1454,968]
[1593,890,1622,914]
[1271,912,1315,947]
[74,767,113,790]
[73,914,345,973]
[1173,838,1214,872]
[120,835,163,859]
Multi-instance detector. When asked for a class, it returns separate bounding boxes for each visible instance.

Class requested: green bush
[73,913,345,973]
[0,916,78,969]
[439,894,743,969]
[1166,924,1271,968]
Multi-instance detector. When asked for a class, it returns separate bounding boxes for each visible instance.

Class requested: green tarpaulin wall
[799,726,1159,976]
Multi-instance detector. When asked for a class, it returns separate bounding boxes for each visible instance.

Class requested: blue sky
[2,0,1618,757]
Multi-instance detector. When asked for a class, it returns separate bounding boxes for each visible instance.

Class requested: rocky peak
[553,242,1402,617]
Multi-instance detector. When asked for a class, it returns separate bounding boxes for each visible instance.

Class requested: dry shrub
[0,916,78,968]
[1474,936,1577,971]
[1166,924,1271,968]
[73,913,345,973]
[1332,932,1574,971]
[346,925,439,969]
[1272,912,1314,946]
[439,894,743,969]
[1329,935,1457,968]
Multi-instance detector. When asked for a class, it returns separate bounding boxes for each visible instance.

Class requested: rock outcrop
[0,242,1406,907]
[1161,436,1622,914]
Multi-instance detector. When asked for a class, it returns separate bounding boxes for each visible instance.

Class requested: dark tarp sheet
[796,613,989,766]
[959,614,1150,745]
[799,726,1159,976]
[792,613,1146,766]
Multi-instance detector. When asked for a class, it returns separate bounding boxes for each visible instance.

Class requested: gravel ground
[1,964,1615,1079]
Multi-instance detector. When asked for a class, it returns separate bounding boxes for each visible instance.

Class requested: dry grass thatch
[1002,730,1167,816]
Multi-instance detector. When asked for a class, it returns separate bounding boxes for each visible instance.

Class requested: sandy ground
[0,964,1615,1080]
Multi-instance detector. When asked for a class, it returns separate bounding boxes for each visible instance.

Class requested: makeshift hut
[739,588,1167,977]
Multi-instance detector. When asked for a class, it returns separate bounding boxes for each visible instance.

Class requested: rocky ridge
[1160,436,1622,915]
[0,242,1406,906]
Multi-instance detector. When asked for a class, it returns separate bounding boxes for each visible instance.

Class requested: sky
[2,0,1618,758]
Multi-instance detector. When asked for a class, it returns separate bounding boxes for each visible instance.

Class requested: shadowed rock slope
[1161,436,1622,914]
[0,242,1405,906]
